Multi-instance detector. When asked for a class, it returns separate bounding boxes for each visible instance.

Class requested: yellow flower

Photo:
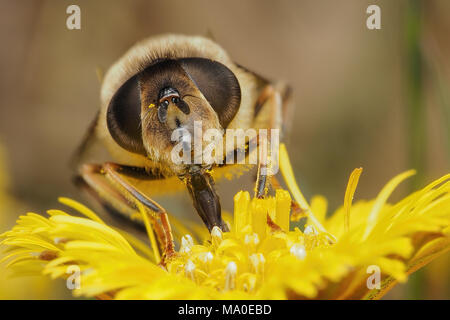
[1,144,449,299]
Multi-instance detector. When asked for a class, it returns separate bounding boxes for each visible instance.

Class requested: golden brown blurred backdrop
[0,0,449,299]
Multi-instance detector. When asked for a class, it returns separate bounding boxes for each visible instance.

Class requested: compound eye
[106,74,146,155]
[171,97,180,104]
[179,58,241,128]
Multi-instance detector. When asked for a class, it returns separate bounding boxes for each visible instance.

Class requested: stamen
[211,226,223,247]
[198,252,213,273]
[224,261,237,291]
[180,234,194,253]
[199,251,213,264]
[249,253,265,274]
[244,233,260,246]
[248,277,256,292]
[304,225,317,235]
[185,260,196,282]
[290,244,306,260]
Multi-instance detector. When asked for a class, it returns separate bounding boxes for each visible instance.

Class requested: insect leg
[77,163,175,263]
[102,163,175,260]
[253,85,304,214]
[255,147,268,199]
[253,84,287,198]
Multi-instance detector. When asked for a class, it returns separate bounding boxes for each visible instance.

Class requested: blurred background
[0,0,448,299]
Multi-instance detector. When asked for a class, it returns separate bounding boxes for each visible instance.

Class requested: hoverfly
[73,34,292,261]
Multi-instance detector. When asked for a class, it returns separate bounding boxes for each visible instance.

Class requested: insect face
[137,59,224,175]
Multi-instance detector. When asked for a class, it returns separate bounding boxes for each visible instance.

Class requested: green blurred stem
[405,0,426,300]
[406,0,426,190]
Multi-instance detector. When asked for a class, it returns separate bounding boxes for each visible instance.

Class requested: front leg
[77,163,175,265]
[253,83,289,198]
[252,83,306,220]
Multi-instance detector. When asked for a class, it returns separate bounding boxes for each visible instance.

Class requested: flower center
[166,189,332,293]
